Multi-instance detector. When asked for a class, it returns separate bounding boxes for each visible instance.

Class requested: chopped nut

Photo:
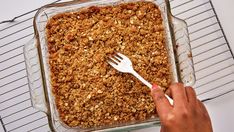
[88,36,94,41]
[132,108,137,113]
[97,90,103,93]
[114,116,119,121]
[87,94,92,99]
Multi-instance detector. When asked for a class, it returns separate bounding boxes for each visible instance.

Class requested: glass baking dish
[24,0,196,131]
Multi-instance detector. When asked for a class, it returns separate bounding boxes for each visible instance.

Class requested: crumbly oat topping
[46,1,171,128]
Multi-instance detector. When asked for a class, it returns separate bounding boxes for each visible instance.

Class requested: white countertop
[199,1,234,132]
[0,0,234,132]
[211,0,234,52]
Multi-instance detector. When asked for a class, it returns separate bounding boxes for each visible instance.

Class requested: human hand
[151,83,213,132]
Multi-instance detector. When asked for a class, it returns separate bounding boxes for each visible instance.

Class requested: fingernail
[152,84,159,90]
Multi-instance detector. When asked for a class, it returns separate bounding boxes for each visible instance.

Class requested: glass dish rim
[28,0,195,131]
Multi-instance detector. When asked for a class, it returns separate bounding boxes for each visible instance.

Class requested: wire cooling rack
[0,0,233,131]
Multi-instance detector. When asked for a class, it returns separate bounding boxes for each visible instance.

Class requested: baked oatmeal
[46,1,171,128]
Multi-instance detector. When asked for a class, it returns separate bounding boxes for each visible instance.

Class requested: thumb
[151,84,172,117]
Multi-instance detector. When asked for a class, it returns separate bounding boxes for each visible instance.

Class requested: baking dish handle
[24,38,48,113]
[171,16,196,86]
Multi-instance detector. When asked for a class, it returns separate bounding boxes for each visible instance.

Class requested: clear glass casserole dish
[24,0,196,131]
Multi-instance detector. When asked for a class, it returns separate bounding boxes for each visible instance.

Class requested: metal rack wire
[0,0,233,131]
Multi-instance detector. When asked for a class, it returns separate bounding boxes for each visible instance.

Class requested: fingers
[197,100,209,117]
[197,100,213,130]
[185,86,197,105]
[165,88,172,98]
[151,84,172,118]
[169,83,188,108]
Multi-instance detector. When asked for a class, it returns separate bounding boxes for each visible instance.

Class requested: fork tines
[108,53,123,64]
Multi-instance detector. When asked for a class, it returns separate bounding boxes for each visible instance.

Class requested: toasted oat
[46,1,171,128]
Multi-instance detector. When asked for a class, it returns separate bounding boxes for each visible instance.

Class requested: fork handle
[131,70,174,105]
[131,70,152,88]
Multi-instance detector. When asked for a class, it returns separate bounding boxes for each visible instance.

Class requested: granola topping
[46,1,171,128]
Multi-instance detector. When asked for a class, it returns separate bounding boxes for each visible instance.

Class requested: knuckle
[163,114,176,126]
[178,106,191,119]
[181,112,189,119]
[186,86,195,93]
[202,113,209,119]
[176,83,184,88]
[185,86,193,89]
[190,106,198,115]
[170,83,184,89]
[179,109,189,119]
[155,94,165,102]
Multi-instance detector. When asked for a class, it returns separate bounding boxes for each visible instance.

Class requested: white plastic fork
[108,52,173,105]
